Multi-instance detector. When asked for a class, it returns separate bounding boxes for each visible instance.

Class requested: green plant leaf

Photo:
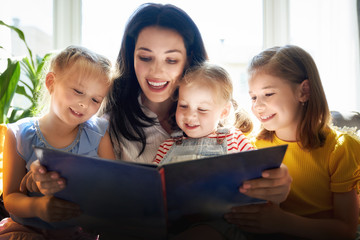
[0,20,34,67]
[18,80,32,94]
[8,107,20,123]
[21,56,36,85]
[15,85,33,103]
[36,53,52,77]
[15,109,32,122]
[1,20,51,123]
[0,60,20,123]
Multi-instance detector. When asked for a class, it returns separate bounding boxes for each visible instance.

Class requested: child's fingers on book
[262,163,289,179]
[243,171,291,191]
[32,170,58,182]
[240,186,284,201]
[29,159,46,173]
[19,170,38,193]
[37,179,66,195]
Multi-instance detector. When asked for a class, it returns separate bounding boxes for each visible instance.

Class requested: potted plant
[0,20,52,197]
[0,20,52,124]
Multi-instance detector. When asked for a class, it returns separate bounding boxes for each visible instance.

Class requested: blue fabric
[6,116,108,229]
[8,116,108,171]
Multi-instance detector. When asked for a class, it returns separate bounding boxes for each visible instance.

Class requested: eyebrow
[249,85,276,93]
[136,47,183,54]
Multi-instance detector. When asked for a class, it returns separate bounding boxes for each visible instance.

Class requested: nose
[253,97,265,111]
[184,109,197,122]
[78,102,88,108]
[150,60,164,75]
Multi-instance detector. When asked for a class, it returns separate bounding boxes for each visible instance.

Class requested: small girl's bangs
[58,58,112,86]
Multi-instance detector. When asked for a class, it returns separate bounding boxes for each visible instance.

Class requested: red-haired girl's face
[248,73,303,141]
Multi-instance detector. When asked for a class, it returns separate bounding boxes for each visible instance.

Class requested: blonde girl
[2,46,115,239]
[154,62,253,165]
[226,45,360,240]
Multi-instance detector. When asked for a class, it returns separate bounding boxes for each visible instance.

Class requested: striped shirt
[153,127,253,164]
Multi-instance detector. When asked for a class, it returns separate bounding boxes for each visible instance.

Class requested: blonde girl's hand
[239,164,292,203]
[35,195,82,222]
[20,169,39,193]
[20,160,66,195]
[224,202,286,234]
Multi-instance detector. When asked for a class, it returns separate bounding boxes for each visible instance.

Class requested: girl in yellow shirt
[225,45,360,240]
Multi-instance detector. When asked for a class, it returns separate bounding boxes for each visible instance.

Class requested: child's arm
[225,189,359,239]
[3,129,81,222]
[239,163,292,204]
[97,130,115,160]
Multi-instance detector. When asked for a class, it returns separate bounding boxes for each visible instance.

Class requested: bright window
[0,0,53,61]
[81,0,264,111]
[1,0,359,114]
[289,0,360,112]
[0,0,53,108]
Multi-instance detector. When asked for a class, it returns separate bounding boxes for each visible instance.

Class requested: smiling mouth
[70,108,83,117]
[260,113,275,121]
[185,123,199,129]
[147,80,168,89]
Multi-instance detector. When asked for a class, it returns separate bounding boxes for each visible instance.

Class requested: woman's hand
[20,160,66,195]
[35,195,82,222]
[225,202,287,234]
[239,164,292,203]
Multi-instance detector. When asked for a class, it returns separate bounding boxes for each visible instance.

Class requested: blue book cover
[34,144,287,239]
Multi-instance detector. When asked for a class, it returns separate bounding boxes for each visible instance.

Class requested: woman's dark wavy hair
[248,45,330,150]
[104,3,208,157]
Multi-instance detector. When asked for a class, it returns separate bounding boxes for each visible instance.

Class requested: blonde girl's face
[134,26,187,104]
[248,73,303,141]
[176,83,230,138]
[46,67,110,127]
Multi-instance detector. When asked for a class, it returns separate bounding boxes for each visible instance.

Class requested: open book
[34,144,287,239]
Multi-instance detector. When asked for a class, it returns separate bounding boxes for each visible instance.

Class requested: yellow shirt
[253,128,360,216]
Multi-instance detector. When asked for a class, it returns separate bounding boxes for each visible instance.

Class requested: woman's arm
[239,163,292,203]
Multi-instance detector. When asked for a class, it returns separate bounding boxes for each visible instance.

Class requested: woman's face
[134,26,187,103]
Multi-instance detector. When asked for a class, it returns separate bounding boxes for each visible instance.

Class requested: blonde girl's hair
[179,62,253,133]
[248,45,330,150]
[36,45,114,116]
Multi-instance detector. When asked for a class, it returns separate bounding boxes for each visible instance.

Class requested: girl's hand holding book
[20,160,65,195]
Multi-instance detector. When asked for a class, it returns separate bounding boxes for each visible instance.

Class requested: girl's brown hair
[248,45,330,150]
